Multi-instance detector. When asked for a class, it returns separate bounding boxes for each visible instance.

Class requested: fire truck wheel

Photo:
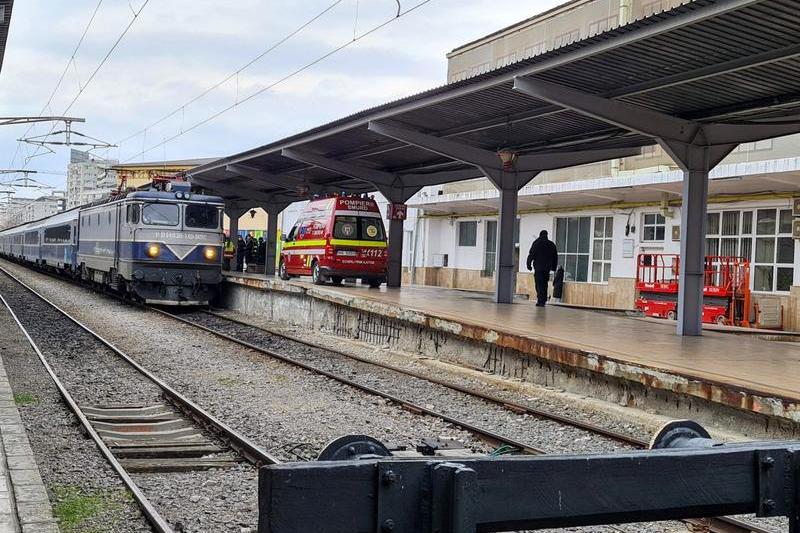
[311,261,326,285]
[278,259,290,281]
[666,310,677,320]
[367,278,383,289]
[330,276,343,286]
[716,315,727,325]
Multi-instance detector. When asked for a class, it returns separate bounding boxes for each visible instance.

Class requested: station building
[405,0,800,330]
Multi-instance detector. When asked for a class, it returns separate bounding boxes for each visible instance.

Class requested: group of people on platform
[223,233,266,273]
[222,228,563,306]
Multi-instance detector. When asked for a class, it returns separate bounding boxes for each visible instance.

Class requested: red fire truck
[635,254,751,326]
[279,195,388,287]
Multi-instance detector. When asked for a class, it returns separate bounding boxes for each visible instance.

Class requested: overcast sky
[0,0,565,197]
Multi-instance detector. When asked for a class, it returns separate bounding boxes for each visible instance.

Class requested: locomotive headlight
[146,243,161,258]
[203,246,218,261]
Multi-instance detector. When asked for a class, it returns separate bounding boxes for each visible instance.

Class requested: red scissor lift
[635,254,751,326]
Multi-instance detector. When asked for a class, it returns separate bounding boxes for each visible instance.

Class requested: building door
[483,220,497,277]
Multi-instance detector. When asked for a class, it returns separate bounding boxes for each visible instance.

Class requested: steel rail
[0,266,281,468]
[194,309,774,533]
[0,260,776,533]
[0,290,175,533]
[153,307,545,456]
[206,309,647,446]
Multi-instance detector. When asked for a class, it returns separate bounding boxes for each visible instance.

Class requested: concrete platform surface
[0,353,57,533]
[223,272,800,423]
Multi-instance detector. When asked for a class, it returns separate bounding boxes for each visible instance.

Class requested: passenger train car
[0,182,225,305]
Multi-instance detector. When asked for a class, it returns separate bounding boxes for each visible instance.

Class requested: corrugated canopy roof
[190,0,800,208]
[0,0,14,75]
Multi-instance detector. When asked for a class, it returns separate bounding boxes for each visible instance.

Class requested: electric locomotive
[0,180,225,305]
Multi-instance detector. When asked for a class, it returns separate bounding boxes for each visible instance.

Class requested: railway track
[0,260,779,533]
[0,265,279,533]
[158,307,777,533]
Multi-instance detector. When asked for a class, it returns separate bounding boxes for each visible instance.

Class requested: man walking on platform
[526,230,559,307]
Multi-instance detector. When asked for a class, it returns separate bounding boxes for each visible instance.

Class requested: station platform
[222,272,800,428]
[0,352,57,533]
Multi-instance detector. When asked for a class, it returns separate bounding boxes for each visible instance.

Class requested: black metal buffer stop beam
[258,423,800,532]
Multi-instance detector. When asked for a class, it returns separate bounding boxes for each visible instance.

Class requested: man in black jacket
[526,230,559,307]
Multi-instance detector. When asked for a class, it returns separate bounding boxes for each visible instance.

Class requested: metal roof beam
[281,148,397,188]
[225,163,348,194]
[401,168,485,188]
[513,77,800,147]
[368,121,501,172]
[513,77,698,143]
[370,120,641,174]
[191,177,282,204]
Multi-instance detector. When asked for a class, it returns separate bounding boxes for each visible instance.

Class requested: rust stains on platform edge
[223,276,800,423]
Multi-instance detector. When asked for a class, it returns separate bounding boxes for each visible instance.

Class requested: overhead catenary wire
[122,0,434,163]
[116,0,347,145]
[8,0,105,168]
[19,0,152,168]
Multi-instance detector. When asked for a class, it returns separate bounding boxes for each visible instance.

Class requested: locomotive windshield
[333,216,384,241]
[142,203,179,226]
[185,204,219,229]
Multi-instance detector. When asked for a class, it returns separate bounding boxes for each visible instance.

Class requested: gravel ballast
[0,259,785,533]
[0,271,259,532]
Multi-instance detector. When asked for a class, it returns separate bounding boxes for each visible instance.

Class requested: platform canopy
[0,0,14,75]
[190,0,800,335]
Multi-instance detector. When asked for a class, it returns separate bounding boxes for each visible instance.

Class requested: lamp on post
[497,149,518,171]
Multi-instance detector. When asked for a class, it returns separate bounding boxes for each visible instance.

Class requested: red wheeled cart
[635,254,751,326]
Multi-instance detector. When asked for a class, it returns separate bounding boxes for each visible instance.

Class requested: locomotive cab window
[142,203,179,226]
[185,204,219,229]
[126,204,140,224]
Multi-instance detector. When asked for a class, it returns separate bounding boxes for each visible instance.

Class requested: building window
[483,220,497,277]
[553,29,580,48]
[495,52,517,68]
[468,62,491,78]
[642,213,666,242]
[705,209,794,293]
[638,144,660,159]
[754,208,794,292]
[449,70,468,83]
[555,216,591,282]
[458,221,477,247]
[523,41,546,58]
[642,0,665,17]
[588,15,618,35]
[734,139,774,152]
[592,216,613,282]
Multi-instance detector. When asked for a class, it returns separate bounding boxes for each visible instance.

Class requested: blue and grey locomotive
[0,181,225,305]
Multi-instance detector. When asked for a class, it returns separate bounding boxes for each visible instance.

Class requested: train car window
[24,231,38,244]
[44,225,71,244]
[108,212,112,224]
[142,203,179,226]
[185,204,219,229]
[126,204,140,224]
[96,214,100,225]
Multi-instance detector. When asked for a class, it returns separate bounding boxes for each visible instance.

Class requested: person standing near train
[236,235,245,272]
[526,230,559,307]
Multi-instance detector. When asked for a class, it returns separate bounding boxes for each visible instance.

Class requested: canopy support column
[261,202,289,277]
[660,142,736,335]
[496,175,519,304]
[511,76,795,335]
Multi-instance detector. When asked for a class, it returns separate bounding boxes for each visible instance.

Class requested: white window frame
[591,216,614,283]
[753,208,794,293]
[457,220,477,247]
[641,213,666,242]
[554,216,591,282]
[704,208,794,293]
